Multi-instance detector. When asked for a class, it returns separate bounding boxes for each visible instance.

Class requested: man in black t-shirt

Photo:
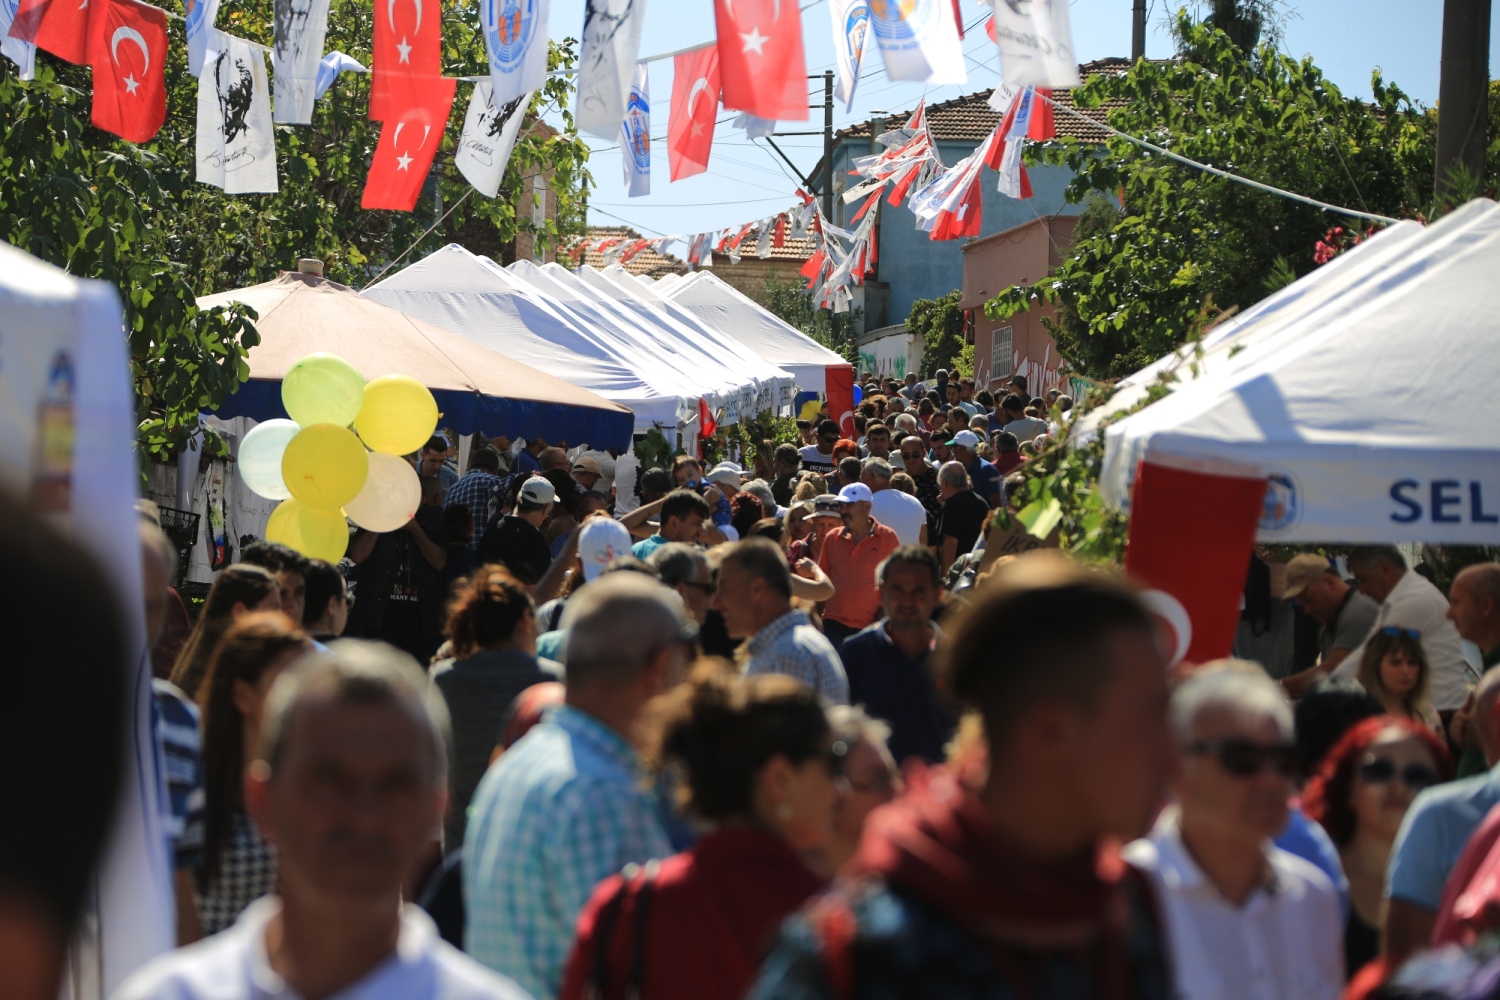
[935,460,990,574]
[475,476,556,585]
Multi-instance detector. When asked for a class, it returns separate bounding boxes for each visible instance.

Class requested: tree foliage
[1,4,592,463]
[760,274,858,360]
[910,290,964,378]
[987,15,1436,380]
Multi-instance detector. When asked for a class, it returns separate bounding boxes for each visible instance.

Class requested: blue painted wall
[832,139,1083,327]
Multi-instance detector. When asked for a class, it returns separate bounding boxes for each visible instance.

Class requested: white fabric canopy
[582,264,797,412]
[362,244,693,433]
[1101,198,1500,544]
[655,270,850,393]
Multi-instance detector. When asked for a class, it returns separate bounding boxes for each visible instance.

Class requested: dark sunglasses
[1381,626,1422,640]
[900,450,924,460]
[1189,739,1297,778]
[1359,758,1439,791]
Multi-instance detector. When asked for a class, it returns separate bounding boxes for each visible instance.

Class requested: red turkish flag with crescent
[714,0,807,122]
[89,0,167,143]
[824,364,855,437]
[369,0,441,121]
[1124,460,1268,667]
[361,73,457,211]
[11,0,93,64]
[669,44,720,181]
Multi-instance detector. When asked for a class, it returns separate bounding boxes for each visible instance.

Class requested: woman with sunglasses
[1358,627,1443,734]
[560,663,838,1000]
[1302,716,1452,977]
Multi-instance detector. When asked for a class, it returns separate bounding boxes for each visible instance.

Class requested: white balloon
[343,451,421,533]
[239,419,301,500]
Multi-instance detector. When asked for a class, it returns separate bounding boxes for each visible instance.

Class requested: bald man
[1451,564,1500,669]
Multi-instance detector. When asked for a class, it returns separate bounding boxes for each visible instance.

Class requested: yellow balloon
[281,423,369,510]
[355,375,439,456]
[265,498,349,563]
[281,353,366,428]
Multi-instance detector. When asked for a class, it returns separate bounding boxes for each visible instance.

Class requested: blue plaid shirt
[444,470,503,546]
[152,679,204,870]
[743,609,850,704]
[464,705,671,1000]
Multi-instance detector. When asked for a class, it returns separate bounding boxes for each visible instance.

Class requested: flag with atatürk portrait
[271,0,330,123]
[197,30,277,193]
[455,80,531,199]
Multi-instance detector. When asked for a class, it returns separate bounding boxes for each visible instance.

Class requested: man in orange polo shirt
[817,482,901,648]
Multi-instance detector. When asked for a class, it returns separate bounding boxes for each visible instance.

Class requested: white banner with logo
[456,80,532,199]
[482,0,550,109]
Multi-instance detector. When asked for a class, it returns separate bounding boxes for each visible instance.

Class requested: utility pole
[1434,0,1492,202]
[823,70,835,221]
[1131,0,1146,60]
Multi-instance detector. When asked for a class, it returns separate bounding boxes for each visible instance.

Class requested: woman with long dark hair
[1302,715,1452,977]
[561,663,838,1000]
[169,564,281,699]
[195,613,311,935]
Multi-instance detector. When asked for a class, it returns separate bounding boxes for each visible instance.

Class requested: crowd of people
[9,367,1500,1000]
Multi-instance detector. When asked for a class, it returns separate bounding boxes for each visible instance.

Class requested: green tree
[987,15,1435,380]
[760,274,857,359]
[910,290,964,378]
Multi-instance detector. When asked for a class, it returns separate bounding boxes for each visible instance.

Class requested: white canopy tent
[1071,216,1430,443]
[578,264,797,413]
[653,270,851,393]
[362,244,695,433]
[1100,198,1500,544]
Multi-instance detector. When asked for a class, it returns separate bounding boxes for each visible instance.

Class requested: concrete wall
[854,324,920,380]
[831,138,1083,328]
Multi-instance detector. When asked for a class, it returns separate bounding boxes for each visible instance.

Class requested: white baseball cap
[519,477,557,505]
[705,463,746,487]
[950,429,980,450]
[578,517,634,581]
[836,482,873,505]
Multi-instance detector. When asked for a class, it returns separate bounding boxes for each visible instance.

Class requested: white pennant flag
[732,112,776,139]
[0,0,35,81]
[272,0,332,123]
[197,33,279,193]
[456,80,532,198]
[483,0,550,110]
[619,61,650,198]
[184,0,222,76]
[314,50,366,100]
[868,0,964,85]
[985,0,1080,88]
[575,0,647,139]
[828,0,869,112]
[755,217,774,258]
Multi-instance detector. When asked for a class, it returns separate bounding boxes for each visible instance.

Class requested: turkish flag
[715,0,808,122]
[90,0,167,143]
[1124,460,1267,666]
[370,0,440,121]
[930,175,982,241]
[825,364,855,437]
[699,398,716,439]
[14,0,94,63]
[361,73,456,211]
[669,44,719,181]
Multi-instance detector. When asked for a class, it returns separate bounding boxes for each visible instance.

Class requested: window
[531,174,547,260]
[991,325,1013,380]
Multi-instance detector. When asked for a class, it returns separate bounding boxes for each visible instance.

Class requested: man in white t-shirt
[861,458,927,546]
[113,644,531,1000]
[1335,545,1476,712]
[798,419,840,474]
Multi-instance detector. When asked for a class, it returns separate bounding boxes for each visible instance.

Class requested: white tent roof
[503,260,753,423]
[1101,199,1500,544]
[1071,218,1429,443]
[652,272,682,290]
[362,244,690,432]
[656,270,850,393]
[586,264,797,412]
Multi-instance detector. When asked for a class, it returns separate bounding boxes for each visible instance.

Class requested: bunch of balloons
[238,353,440,562]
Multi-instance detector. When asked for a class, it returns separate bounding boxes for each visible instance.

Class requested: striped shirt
[464,705,671,1000]
[742,609,850,704]
[153,679,205,870]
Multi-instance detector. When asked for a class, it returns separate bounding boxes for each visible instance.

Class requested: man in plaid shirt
[464,575,689,1000]
[444,448,506,548]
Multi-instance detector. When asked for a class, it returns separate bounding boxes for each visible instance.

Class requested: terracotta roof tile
[566,226,688,277]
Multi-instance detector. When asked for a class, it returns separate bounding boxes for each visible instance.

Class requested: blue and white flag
[869,0,964,85]
[184,0,221,76]
[314,50,365,100]
[575,0,647,139]
[828,0,868,112]
[619,61,649,197]
[482,0,550,110]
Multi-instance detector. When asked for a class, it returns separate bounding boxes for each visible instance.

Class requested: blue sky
[539,1,1500,241]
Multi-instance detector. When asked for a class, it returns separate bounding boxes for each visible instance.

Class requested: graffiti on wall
[857,351,907,379]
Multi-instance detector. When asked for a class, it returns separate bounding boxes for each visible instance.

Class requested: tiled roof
[715,234,818,263]
[567,226,688,276]
[837,58,1137,144]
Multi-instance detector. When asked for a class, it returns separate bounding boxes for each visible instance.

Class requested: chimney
[297,258,325,277]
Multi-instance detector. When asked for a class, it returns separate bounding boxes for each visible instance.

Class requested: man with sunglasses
[1125,665,1342,999]
[798,419,840,475]
[894,436,942,530]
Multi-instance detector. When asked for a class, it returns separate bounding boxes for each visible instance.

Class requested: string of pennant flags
[0,0,1081,212]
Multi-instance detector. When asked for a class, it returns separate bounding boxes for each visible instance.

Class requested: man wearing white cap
[948,429,1002,509]
[704,462,745,496]
[817,482,900,648]
[476,477,556,587]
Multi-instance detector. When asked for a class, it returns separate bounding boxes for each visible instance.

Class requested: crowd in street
[10,367,1500,1000]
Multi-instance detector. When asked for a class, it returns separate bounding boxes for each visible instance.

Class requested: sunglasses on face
[1188,739,1297,778]
[1359,757,1439,791]
[901,451,924,460]
[1381,626,1422,640]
